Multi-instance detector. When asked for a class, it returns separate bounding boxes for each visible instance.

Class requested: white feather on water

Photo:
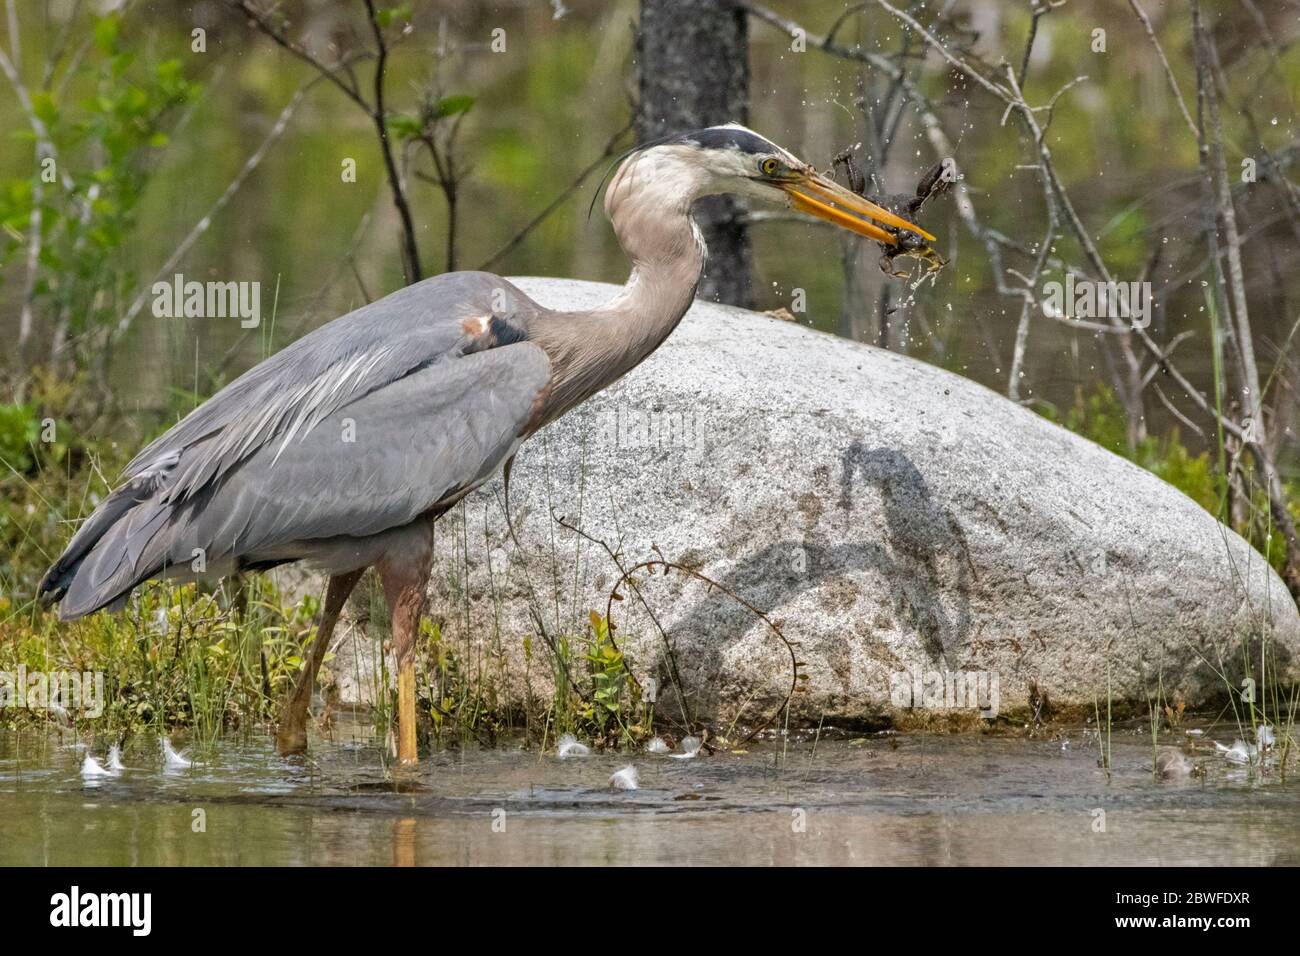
[1155,748,1194,779]
[162,737,192,770]
[1256,724,1276,749]
[672,736,702,759]
[81,755,115,779]
[609,766,638,790]
[1214,740,1257,765]
[106,745,126,772]
[557,734,590,758]
[645,736,670,754]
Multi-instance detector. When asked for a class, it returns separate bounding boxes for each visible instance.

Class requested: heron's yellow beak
[782,171,935,246]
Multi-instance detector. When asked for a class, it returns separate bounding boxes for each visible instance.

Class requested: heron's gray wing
[176,342,550,559]
[59,342,551,613]
[124,272,535,500]
[46,274,551,618]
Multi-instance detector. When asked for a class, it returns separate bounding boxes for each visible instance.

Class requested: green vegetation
[0,11,194,378]
[0,575,314,740]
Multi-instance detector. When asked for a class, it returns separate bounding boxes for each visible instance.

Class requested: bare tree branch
[228,0,368,111]
[227,0,423,283]
[0,34,57,357]
[361,0,422,283]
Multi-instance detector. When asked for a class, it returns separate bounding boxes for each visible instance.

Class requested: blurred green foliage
[0,401,40,473]
[0,11,194,363]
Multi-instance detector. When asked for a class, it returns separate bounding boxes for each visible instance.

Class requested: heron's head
[606,123,934,247]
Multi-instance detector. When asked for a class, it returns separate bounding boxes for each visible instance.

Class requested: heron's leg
[275,568,365,756]
[378,538,434,767]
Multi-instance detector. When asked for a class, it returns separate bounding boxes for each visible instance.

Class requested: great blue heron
[39,125,933,765]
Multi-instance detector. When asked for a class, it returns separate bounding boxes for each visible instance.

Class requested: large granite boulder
[325,277,1299,726]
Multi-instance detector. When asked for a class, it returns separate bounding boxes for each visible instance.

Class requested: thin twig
[228,0,422,283]
[227,0,368,111]
[590,542,805,745]
[1126,0,1198,139]
[551,512,693,729]
[362,0,422,283]
[0,36,54,355]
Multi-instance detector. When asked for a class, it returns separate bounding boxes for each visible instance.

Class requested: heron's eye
[759,157,780,177]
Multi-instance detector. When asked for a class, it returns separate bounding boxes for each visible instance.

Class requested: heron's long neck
[532,188,705,421]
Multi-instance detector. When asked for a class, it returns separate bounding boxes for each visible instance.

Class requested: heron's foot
[274,683,312,755]
[273,568,365,758]
[275,721,308,756]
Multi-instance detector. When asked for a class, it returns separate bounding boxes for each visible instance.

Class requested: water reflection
[1,722,1297,865]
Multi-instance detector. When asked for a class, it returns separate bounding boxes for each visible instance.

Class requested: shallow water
[2,721,1297,866]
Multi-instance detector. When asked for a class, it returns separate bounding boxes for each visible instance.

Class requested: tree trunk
[636,0,752,308]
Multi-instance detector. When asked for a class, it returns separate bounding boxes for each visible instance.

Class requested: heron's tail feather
[38,474,176,620]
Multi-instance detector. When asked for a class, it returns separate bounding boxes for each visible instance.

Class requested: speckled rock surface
[328,277,1299,725]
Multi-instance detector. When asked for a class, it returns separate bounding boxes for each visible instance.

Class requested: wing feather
[149,342,551,567]
[126,272,530,500]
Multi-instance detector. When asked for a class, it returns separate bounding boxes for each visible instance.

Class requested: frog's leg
[878,253,910,279]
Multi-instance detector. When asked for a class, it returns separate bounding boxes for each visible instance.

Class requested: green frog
[832,151,949,279]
